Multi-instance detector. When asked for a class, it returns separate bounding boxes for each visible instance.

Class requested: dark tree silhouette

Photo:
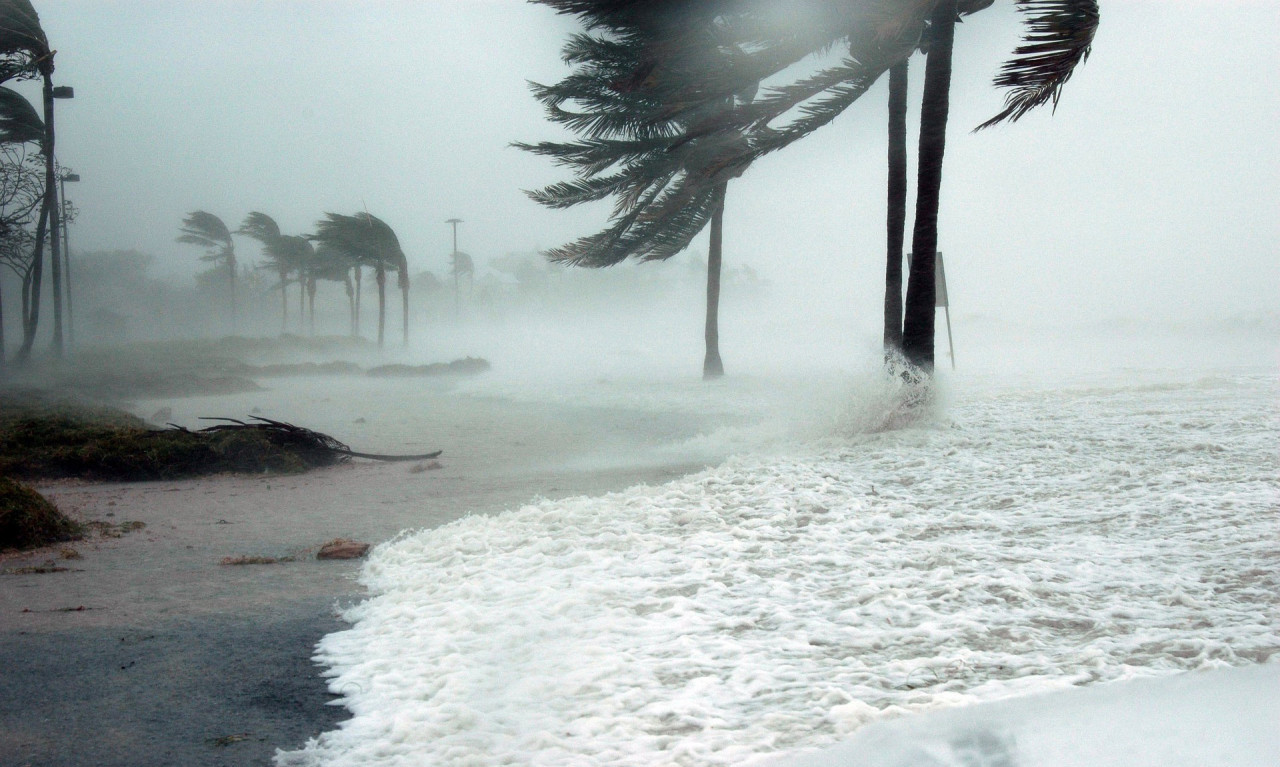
[311,212,409,348]
[527,0,1099,378]
[0,0,62,362]
[177,211,238,333]
[521,3,756,378]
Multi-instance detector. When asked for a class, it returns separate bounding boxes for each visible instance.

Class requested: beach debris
[408,460,443,474]
[206,733,253,747]
[219,554,294,566]
[186,416,442,463]
[317,538,371,560]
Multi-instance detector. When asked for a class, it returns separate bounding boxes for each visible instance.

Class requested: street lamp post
[59,171,79,348]
[47,84,73,356]
[445,218,463,318]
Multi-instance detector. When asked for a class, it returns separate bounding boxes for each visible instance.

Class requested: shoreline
[0,381,731,767]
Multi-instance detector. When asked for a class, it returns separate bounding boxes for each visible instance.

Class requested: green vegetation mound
[0,392,342,481]
[0,476,84,551]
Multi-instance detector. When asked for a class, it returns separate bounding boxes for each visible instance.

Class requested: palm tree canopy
[237,211,281,244]
[524,0,1097,267]
[311,212,407,272]
[0,0,50,82]
[0,85,41,143]
[177,210,234,261]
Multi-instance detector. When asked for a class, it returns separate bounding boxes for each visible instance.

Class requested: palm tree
[0,0,61,362]
[237,211,290,332]
[521,6,755,379]
[311,212,409,348]
[312,241,357,335]
[177,211,237,332]
[530,0,1099,377]
[0,85,41,366]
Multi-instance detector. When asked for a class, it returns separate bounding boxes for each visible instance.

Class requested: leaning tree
[526,0,1099,376]
[311,212,409,348]
[0,0,67,361]
[521,2,759,379]
[0,96,43,365]
[177,211,238,332]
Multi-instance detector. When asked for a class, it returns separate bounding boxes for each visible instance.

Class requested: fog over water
[5,0,1274,379]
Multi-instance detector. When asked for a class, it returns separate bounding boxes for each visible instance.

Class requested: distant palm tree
[312,212,409,348]
[237,211,291,332]
[177,211,237,332]
[311,242,357,335]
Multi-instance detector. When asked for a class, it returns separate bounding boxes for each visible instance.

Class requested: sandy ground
[0,377,733,767]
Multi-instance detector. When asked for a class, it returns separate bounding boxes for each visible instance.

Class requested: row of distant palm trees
[177,210,410,347]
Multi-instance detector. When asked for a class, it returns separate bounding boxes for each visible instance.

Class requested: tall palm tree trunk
[227,255,237,334]
[278,268,289,334]
[375,263,387,348]
[344,273,356,336]
[297,272,305,331]
[307,277,317,335]
[884,60,909,358]
[703,183,727,380]
[15,194,52,363]
[902,0,957,374]
[353,266,363,337]
[400,273,410,347]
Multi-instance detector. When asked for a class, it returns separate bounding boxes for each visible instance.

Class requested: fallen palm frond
[188,416,442,462]
[0,394,441,481]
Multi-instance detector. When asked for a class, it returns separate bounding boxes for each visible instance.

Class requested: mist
[2,3,1277,767]
[0,0,1273,383]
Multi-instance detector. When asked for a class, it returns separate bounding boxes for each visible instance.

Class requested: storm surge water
[277,365,1278,767]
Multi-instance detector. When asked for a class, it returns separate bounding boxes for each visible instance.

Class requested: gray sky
[24,0,1280,331]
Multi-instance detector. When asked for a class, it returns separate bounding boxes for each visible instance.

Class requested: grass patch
[0,475,84,551]
[0,392,344,481]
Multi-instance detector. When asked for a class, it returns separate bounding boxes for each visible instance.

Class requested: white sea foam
[278,368,1279,766]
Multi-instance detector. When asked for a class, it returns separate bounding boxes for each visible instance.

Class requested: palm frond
[237,211,281,243]
[0,85,41,143]
[0,0,48,80]
[976,0,1099,130]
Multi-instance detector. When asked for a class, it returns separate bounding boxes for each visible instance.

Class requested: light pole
[48,84,73,356]
[445,218,462,317]
[59,171,79,348]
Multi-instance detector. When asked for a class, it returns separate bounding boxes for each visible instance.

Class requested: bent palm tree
[238,211,290,332]
[530,0,1099,377]
[312,212,409,348]
[0,0,60,362]
[521,6,755,379]
[177,211,237,332]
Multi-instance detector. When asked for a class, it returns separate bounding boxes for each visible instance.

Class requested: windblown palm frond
[312,212,406,271]
[237,211,281,244]
[0,85,41,143]
[975,0,1099,130]
[0,0,49,82]
[177,210,234,261]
